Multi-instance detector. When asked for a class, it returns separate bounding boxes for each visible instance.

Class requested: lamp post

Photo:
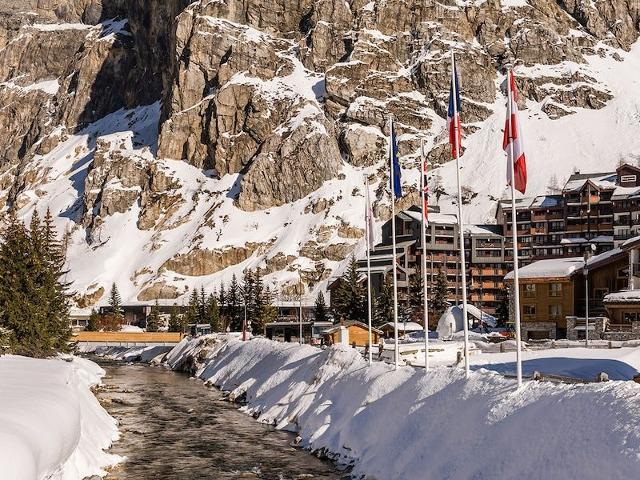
[583,244,596,347]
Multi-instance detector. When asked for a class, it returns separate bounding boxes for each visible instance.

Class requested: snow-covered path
[162,336,640,480]
[0,355,120,480]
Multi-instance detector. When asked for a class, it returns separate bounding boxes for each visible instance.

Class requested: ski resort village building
[342,164,640,340]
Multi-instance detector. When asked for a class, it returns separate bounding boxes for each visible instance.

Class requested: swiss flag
[503,71,527,194]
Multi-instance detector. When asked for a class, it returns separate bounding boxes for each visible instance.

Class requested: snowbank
[0,355,120,480]
[77,344,172,363]
[164,336,640,479]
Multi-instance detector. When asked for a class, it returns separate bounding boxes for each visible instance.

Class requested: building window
[549,283,562,297]
[524,305,536,316]
[621,175,637,183]
[523,284,536,297]
[549,304,562,318]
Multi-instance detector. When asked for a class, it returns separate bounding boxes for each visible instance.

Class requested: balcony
[614,233,635,241]
[532,212,563,221]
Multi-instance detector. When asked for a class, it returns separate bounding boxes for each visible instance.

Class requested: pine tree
[253,268,265,326]
[109,283,123,317]
[199,286,207,324]
[41,208,71,350]
[253,284,277,335]
[407,273,424,322]
[218,282,228,330]
[431,268,450,320]
[146,300,160,332]
[495,293,509,328]
[228,274,242,331]
[241,269,256,325]
[206,293,220,332]
[314,292,328,323]
[373,277,393,327]
[331,256,366,322]
[0,209,71,356]
[86,309,100,331]
[187,288,199,327]
[168,303,181,332]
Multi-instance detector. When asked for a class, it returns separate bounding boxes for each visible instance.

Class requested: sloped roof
[563,172,617,192]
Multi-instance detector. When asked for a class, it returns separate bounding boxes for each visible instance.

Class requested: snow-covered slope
[1,0,639,308]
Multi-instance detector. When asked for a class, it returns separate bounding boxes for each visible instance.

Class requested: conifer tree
[146,300,160,332]
[206,293,221,332]
[373,277,393,327]
[199,286,207,324]
[87,309,100,331]
[109,283,123,317]
[168,304,181,332]
[431,268,450,320]
[253,284,277,335]
[314,292,328,323]
[41,208,71,349]
[228,274,241,331]
[407,273,424,322]
[495,293,509,328]
[218,282,228,329]
[241,269,256,322]
[187,288,199,326]
[0,209,71,356]
[331,256,366,322]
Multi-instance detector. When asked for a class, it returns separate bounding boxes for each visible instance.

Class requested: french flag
[503,70,527,194]
[448,55,462,158]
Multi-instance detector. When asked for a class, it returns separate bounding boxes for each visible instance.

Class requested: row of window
[523,283,563,297]
[523,304,562,317]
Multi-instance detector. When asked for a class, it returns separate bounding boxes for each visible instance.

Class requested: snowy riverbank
[0,355,120,480]
[96,335,640,479]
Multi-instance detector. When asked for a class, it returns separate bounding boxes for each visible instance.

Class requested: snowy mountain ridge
[0,0,639,309]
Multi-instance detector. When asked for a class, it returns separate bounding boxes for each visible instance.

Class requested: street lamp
[583,244,596,347]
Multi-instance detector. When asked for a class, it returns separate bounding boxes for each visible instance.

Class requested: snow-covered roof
[426,212,458,225]
[465,224,502,236]
[622,235,640,249]
[380,321,423,332]
[505,257,584,280]
[585,247,624,270]
[603,290,640,304]
[530,195,563,208]
[498,197,535,209]
[563,172,617,193]
[612,185,640,200]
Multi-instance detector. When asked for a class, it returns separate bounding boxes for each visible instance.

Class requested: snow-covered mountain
[1,0,639,309]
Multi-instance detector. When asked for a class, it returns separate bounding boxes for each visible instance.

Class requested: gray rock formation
[0,0,639,302]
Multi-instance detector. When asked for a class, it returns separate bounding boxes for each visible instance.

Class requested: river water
[95,362,343,480]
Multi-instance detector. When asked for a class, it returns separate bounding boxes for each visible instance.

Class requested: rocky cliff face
[1,0,639,307]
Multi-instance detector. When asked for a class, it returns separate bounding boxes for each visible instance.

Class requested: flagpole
[365,175,374,365]
[389,116,400,370]
[420,140,430,373]
[451,49,470,379]
[507,69,523,389]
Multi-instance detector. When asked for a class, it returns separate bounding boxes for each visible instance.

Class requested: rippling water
[95,362,342,480]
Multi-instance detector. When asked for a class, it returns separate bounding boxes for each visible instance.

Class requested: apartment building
[496,165,640,259]
[356,207,507,319]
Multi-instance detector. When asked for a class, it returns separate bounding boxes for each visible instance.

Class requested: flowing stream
[95,361,342,480]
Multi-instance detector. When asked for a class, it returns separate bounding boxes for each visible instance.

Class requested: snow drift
[0,355,120,480]
[165,336,640,480]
